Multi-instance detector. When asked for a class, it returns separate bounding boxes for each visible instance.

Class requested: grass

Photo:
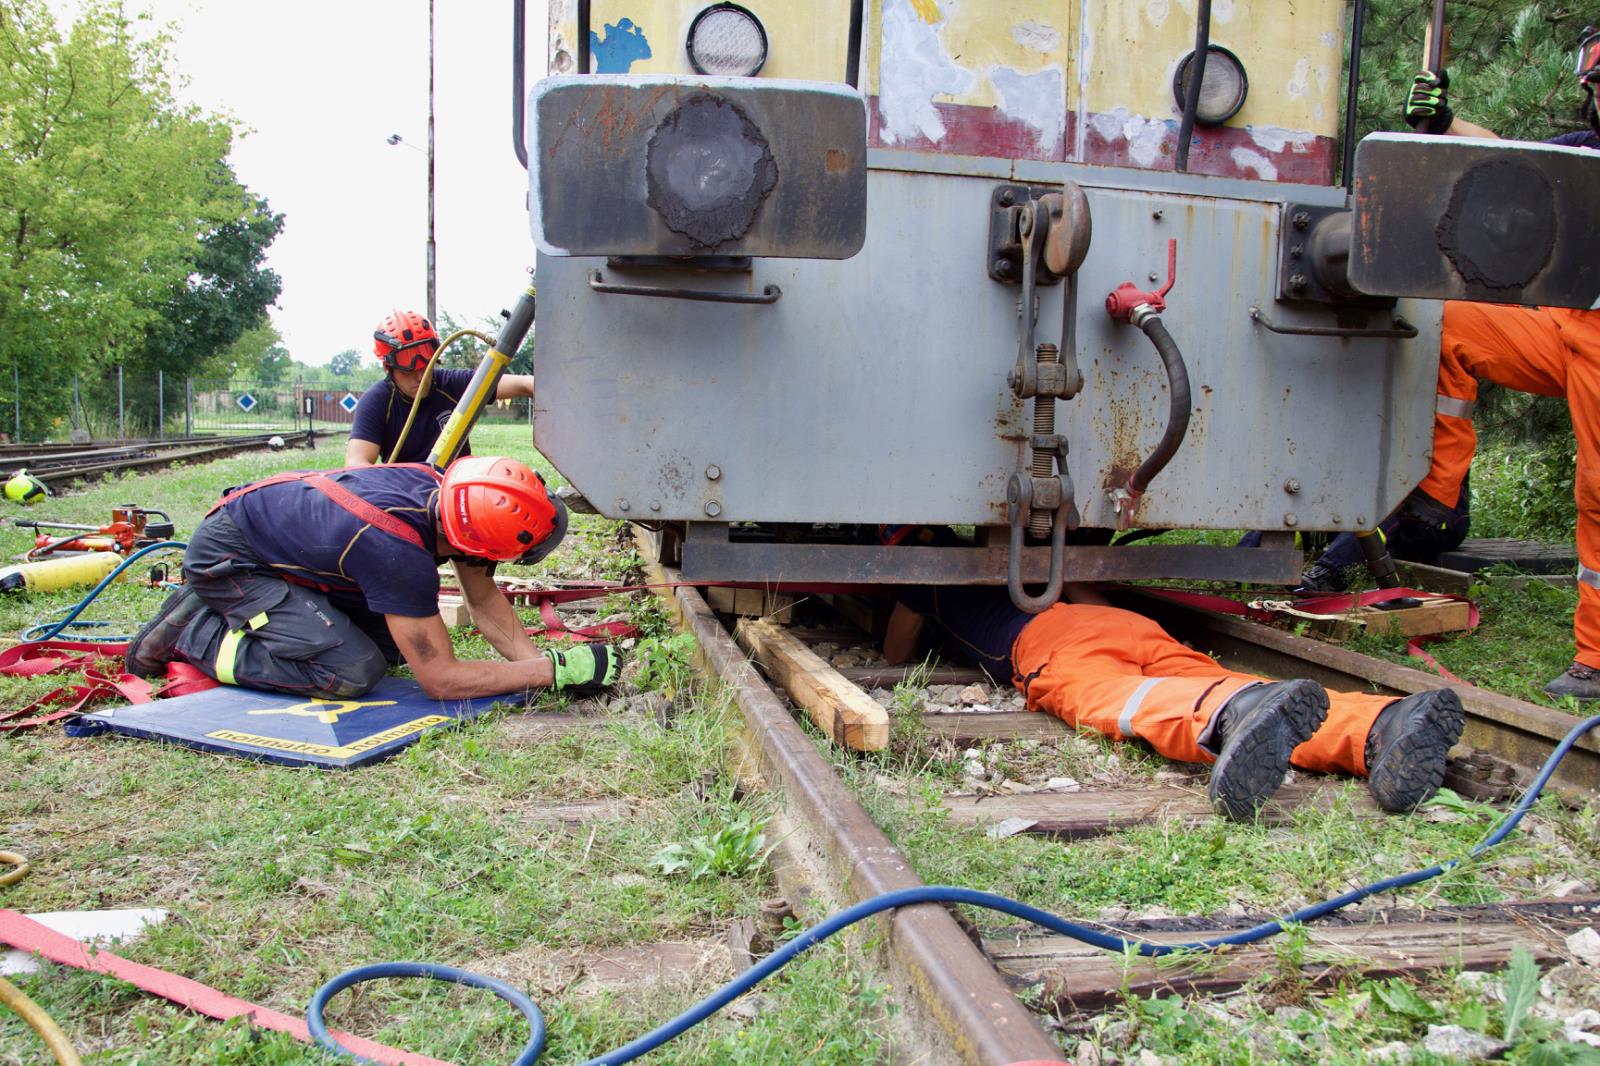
[0,425,891,1064]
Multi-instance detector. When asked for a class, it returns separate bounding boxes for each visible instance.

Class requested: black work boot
[125,585,204,678]
[1544,661,1600,702]
[1293,561,1347,594]
[1364,689,1466,811]
[1207,679,1329,821]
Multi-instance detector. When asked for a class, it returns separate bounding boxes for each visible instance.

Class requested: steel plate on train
[1351,132,1600,309]
[69,678,532,768]
[531,75,866,259]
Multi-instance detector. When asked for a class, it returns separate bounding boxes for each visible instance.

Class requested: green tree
[328,348,361,376]
[435,308,534,374]
[252,343,293,387]
[0,0,261,438]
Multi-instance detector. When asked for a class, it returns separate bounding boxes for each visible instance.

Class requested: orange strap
[210,465,440,553]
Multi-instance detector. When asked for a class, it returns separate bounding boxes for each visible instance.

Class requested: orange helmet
[373,309,439,372]
[438,455,567,562]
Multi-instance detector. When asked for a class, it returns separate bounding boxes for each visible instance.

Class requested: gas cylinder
[0,552,123,594]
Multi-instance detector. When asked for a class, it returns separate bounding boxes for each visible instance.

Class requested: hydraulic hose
[1126,313,1191,497]
[310,714,1600,1066]
[1174,0,1212,172]
[19,541,188,644]
[385,327,498,465]
[0,976,82,1066]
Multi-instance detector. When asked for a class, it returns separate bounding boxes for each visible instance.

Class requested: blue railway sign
[340,392,359,413]
[236,392,257,412]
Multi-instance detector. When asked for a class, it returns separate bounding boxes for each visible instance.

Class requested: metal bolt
[1148,271,1160,282]
[1283,478,1301,494]
[1356,515,1368,526]
[1290,243,1304,257]
[1288,273,1308,292]
[706,464,721,481]
[1292,211,1311,230]
[650,501,661,512]
[704,500,722,518]
[998,188,1015,206]
[1151,209,1164,220]
[1283,512,1299,527]
[1331,513,1342,524]
[994,258,1013,276]
[618,499,631,513]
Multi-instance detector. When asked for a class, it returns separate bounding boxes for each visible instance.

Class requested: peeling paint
[1010,19,1061,53]
[989,65,1066,154]
[878,0,976,147]
[908,0,941,24]
[1320,30,1339,49]
[1092,107,1171,168]
[1246,124,1316,153]
[1145,0,1171,26]
[1212,0,1235,22]
[1230,146,1277,180]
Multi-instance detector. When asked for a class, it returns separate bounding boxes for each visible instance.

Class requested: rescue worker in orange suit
[345,310,537,467]
[1404,31,1600,699]
[125,456,618,701]
[885,584,1465,821]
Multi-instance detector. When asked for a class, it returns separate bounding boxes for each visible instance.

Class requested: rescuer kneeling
[886,585,1466,820]
[125,456,619,700]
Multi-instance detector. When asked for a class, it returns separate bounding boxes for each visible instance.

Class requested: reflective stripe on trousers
[1435,394,1475,419]
[214,611,269,686]
[1117,677,1167,739]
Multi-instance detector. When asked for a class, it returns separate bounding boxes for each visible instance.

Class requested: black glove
[1404,69,1454,135]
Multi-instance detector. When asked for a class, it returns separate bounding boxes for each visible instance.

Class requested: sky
[91,0,552,364]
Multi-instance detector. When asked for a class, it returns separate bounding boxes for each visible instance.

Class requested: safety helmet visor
[374,329,438,372]
[1576,29,1600,80]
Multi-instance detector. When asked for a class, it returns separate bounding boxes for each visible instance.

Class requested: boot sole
[1208,680,1329,822]
[1368,691,1466,811]
[125,586,204,678]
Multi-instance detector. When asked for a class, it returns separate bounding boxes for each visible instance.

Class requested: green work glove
[1404,69,1454,135]
[544,644,622,694]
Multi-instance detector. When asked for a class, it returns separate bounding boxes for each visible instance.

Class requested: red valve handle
[1105,238,1178,322]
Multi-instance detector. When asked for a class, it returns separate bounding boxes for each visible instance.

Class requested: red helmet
[373,309,439,371]
[438,456,566,562]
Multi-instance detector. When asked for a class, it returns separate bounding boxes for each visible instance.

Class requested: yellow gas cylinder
[0,552,123,594]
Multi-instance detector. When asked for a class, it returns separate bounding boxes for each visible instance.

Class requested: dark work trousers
[172,511,400,698]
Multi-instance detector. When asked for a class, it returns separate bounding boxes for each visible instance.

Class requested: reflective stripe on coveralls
[1010,603,1393,773]
[1423,300,1600,669]
[214,611,269,686]
[1581,564,1600,591]
[1435,395,1475,419]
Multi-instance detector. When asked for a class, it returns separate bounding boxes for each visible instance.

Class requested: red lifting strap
[0,641,218,731]
[211,465,440,553]
[0,909,452,1066]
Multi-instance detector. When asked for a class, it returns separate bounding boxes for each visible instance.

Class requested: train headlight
[687,3,768,77]
[1172,45,1248,126]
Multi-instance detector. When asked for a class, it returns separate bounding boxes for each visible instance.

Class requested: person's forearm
[468,584,541,661]
[1447,117,1499,140]
[416,655,553,700]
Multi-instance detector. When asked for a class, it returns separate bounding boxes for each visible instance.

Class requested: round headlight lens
[1172,45,1249,126]
[687,3,768,77]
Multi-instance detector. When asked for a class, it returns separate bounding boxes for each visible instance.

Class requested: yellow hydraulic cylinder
[0,552,123,594]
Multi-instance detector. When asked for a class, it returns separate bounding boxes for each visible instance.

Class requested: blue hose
[20,541,187,644]
[309,713,1600,1066]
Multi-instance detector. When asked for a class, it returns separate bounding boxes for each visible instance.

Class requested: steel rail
[638,549,1066,1066]
[1132,591,1600,799]
[29,433,313,489]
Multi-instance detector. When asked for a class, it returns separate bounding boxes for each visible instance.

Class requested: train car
[510,0,1597,610]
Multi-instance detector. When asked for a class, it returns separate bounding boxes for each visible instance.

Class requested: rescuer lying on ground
[1240,480,1471,593]
[885,584,1465,821]
[345,309,537,467]
[1403,34,1600,699]
[124,456,618,701]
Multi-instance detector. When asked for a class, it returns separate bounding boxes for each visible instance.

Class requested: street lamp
[384,0,436,323]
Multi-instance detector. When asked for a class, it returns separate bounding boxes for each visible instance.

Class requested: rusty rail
[638,546,1065,1065]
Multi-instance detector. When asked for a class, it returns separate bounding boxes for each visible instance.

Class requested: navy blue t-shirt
[1548,129,1600,149]
[222,465,449,617]
[348,368,475,465]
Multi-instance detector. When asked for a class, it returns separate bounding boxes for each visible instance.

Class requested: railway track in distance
[631,527,1599,1065]
[0,432,315,490]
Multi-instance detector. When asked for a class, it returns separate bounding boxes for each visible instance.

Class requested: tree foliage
[328,348,361,376]
[0,0,279,437]
[434,309,534,375]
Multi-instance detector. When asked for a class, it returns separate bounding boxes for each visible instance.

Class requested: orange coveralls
[1421,302,1599,669]
[1011,604,1395,775]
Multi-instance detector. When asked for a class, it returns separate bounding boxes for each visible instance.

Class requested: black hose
[1342,0,1368,191]
[1174,0,1212,172]
[512,0,528,168]
[1128,315,1191,496]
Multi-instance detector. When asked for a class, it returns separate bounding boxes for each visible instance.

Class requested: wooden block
[922,711,1070,744]
[707,586,797,623]
[1311,597,1473,641]
[438,596,470,627]
[941,777,1382,839]
[735,618,889,751]
[822,594,891,639]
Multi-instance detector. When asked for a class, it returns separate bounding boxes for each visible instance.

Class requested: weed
[652,810,773,880]
[633,631,699,696]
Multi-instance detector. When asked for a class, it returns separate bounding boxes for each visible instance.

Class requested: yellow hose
[384,328,499,465]
[0,976,83,1065]
[0,851,28,887]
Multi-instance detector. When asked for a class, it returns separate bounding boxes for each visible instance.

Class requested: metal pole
[185,377,192,438]
[73,374,81,433]
[427,0,437,323]
[118,365,125,439]
[158,369,164,439]
[12,361,18,442]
